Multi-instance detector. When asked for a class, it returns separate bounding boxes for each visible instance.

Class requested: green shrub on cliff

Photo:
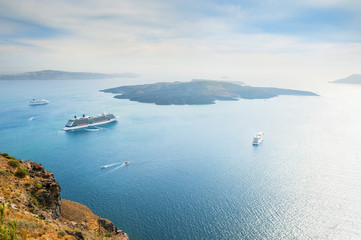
[35,184,42,189]
[1,153,15,160]
[15,168,28,178]
[0,203,20,240]
[7,160,20,168]
[0,220,19,240]
[0,203,4,225]
[58,230,66,237]
[104,232,113,237]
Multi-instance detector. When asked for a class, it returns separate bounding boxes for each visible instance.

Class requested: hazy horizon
[1,0,361,87]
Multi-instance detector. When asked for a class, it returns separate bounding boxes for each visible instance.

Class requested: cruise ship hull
[63,117,117,131]
[252,139,263,145]
[29,99,49,105]
[29,102,48,105]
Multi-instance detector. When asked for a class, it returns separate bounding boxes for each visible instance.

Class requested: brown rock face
[0,155,129,239]
[98,218,118,233]
[24,160,52,178]
[65,230,85,240]
[35,180,62,219]
[61,199,129,240]
[23,160,62,219]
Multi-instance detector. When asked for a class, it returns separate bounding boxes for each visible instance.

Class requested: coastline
[0,152,129,240]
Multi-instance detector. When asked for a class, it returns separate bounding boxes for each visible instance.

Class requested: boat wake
[101,162,121,169]
[113,163,125,170]
[101,161,129,169]
[85,126,103,131]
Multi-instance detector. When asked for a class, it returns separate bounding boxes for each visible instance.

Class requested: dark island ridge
[101,79,318,105]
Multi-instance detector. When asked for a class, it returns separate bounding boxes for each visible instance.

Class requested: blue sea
[1,79,361,239]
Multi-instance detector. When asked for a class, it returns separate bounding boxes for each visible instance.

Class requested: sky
[0,0,361,86]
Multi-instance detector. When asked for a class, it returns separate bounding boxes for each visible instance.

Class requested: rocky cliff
[0,152,129,240]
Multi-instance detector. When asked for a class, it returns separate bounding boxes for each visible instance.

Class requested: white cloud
[0,0,360,86]
[300,0,361,9]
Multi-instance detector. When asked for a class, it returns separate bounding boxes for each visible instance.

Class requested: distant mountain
[0,70,139,80]
[101,79,318,105]
[331,74,361,84]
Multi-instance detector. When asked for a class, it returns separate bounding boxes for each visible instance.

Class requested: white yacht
[29,99,49,105]
[253,132,264,145]
[63,113,117,131]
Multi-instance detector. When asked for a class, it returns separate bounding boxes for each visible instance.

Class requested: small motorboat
[125,161,129,165]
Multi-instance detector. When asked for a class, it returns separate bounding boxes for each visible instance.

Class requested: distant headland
[0,70,139,80]
[101,79,318,105]
[331,74,361,84]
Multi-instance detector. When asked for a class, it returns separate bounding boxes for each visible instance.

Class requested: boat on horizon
[29,99,49,105]
[253,132,264,145]
[63,112,117,131]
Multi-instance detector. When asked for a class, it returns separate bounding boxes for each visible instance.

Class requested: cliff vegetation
[0,152,128,240]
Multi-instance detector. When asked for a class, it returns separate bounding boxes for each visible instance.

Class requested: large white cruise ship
[63,113,117,131]
[252,132,264,145]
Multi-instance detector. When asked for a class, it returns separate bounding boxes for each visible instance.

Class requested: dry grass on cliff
[0,153,128,240]
[0,154,75,239]
[61,199,102,232]
[60,199,129,239]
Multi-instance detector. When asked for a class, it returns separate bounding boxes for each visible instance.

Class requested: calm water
[1,79,361,239]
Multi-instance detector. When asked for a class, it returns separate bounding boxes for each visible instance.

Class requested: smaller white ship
[29,99,49,105]
[253,132,264,145]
